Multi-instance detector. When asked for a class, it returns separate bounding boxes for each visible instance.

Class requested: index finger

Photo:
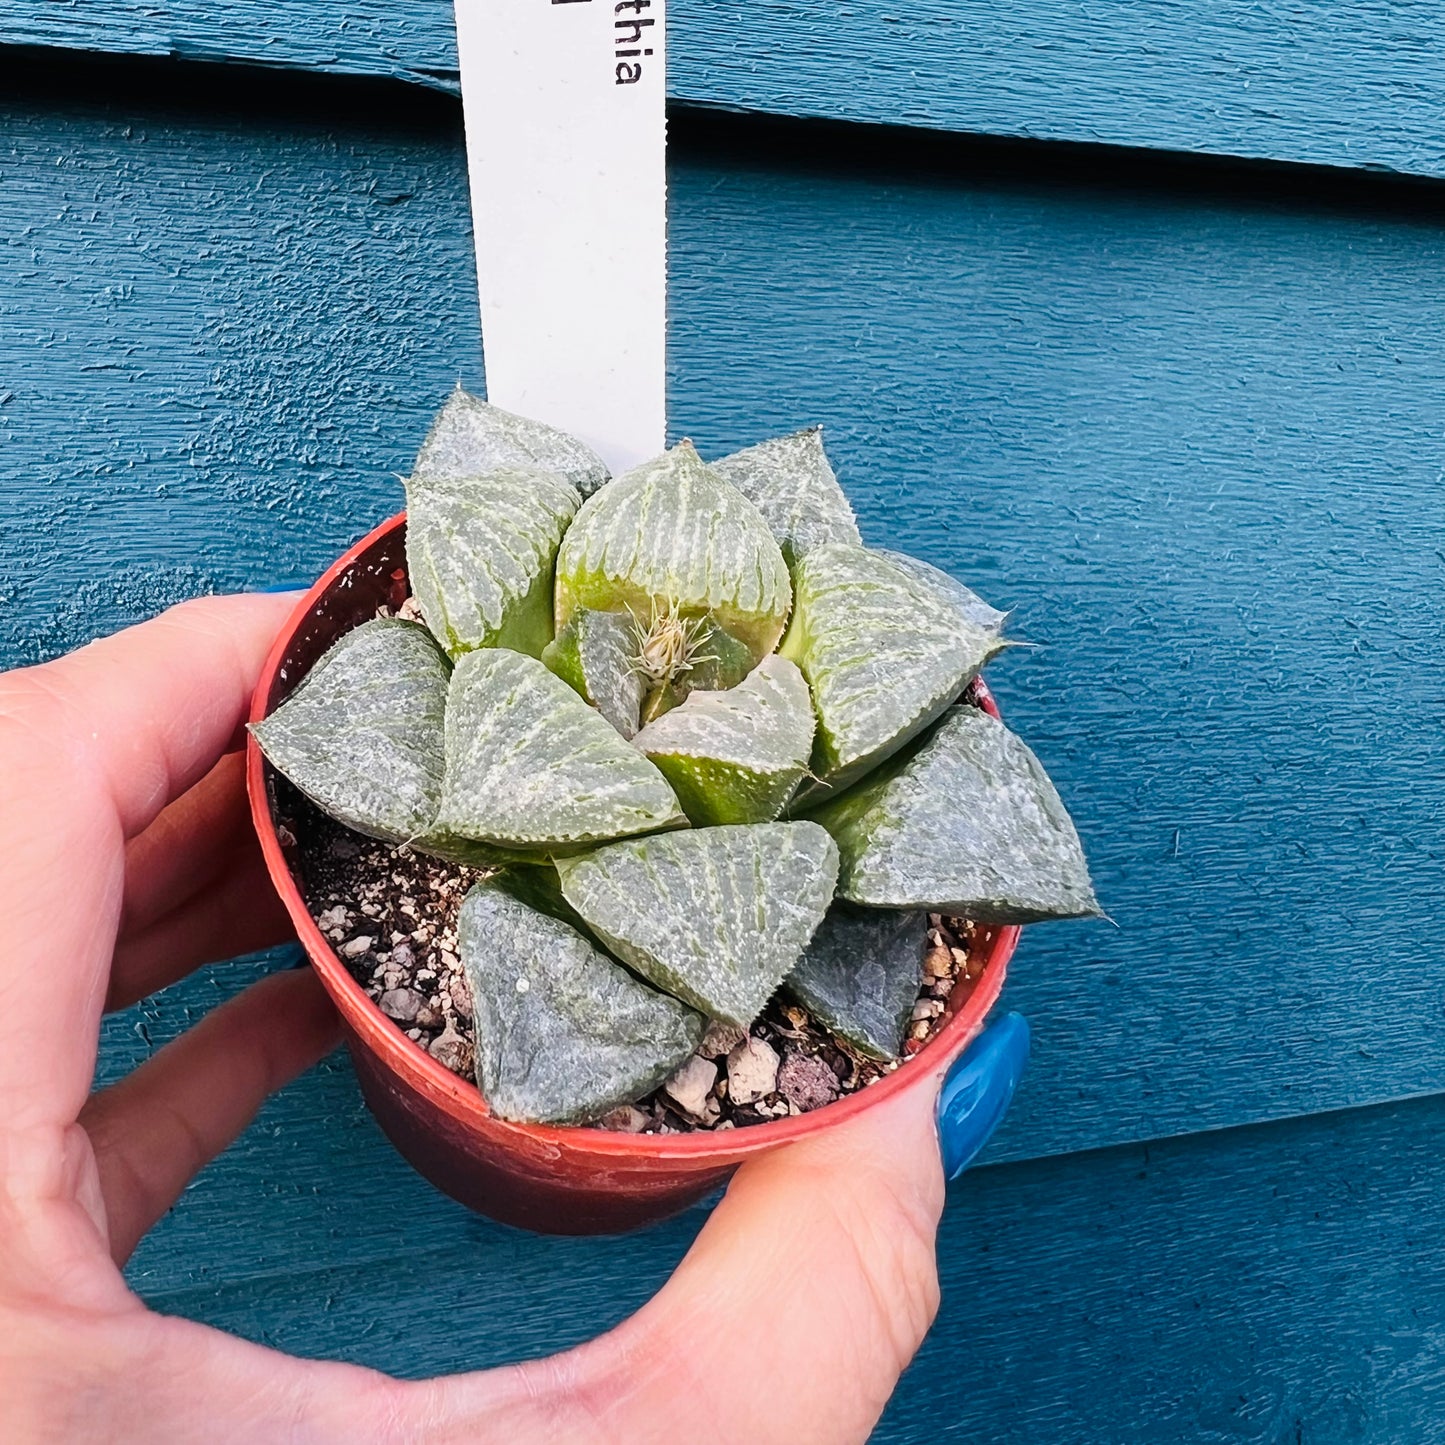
[12,591,303,840]
[0,592,301,1129]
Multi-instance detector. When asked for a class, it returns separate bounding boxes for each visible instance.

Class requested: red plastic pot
[247,512,1019,1235]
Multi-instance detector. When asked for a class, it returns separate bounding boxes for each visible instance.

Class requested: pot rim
[246,510,1018,1162]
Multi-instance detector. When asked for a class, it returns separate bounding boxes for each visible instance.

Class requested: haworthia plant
[459,880,702,1124]
[250,618,449,843]
[632,655,815,826]
[804,707,1101,923]
[786,903,929,1060]
[428,648,685,854]
[711,427,861,564]
[253,392,1099,1123]
[782,542,1009,798]
[554,440,792,663]
[405,465,580,659]
[555,823,839,1028]
[413,384,611,498]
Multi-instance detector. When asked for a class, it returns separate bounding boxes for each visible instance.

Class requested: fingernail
[937,1012,1030,1181]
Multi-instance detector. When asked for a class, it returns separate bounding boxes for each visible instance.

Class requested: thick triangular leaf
[555,822,838,1027]
[712,427,861,564]
[786,903,927,1059]
[458,879,702,1124]
[554,441,792,664]
[424,647,685,854]
[413,384,610,498]
[632,656,815,825]
[541,607,645,738]
[250,618,448,844]
[876,549,1008,634]
[781,543,1008,797]
[405,466,580,659]
[804,706,1100,923]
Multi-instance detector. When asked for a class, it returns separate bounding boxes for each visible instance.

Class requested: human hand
[0,593,1028,1444]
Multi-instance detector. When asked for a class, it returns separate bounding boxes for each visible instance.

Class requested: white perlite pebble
[429,1026,469,1073]
[663,1055,719,1118]
[340,935,374,958]
[726,1036,780,1106]
[378,987,426,1023]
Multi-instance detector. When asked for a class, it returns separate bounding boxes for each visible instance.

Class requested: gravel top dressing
[280,778,985,1134]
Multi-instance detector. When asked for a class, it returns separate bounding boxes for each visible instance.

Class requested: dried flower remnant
[628,600,718,688]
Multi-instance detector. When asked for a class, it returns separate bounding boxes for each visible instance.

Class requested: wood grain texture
[0,78,467,663]
[4,1,1445,178]
[900,1092,1445,1443]
[0,3,461,92]
[7,75,1445,1169]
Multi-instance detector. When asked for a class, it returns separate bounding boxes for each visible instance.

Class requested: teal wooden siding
[3,2,1445,177]
[5,27,1444,1445]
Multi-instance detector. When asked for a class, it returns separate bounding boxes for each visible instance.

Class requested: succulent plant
[253,387,1100,1125]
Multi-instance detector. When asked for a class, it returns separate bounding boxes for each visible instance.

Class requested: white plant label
[454,0,667,473]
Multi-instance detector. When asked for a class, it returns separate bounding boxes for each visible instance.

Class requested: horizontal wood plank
[2,2,1445,178]
[131,1064,1445,1441]
[891,1092,1445,1440]
[10,78,1445,1176]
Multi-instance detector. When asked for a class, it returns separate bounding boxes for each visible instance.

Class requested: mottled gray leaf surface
[555,822,839,1027]
[712,427,861,564]
[413,385,610,498]
[427,648,684,852]
[458,880,702,1124]
[632,656,815,825]
[251,618,448,844]
[781,542,1008,796]
[786,903,927,1059]
[554,441,792,662]
[805,706,1100,923]
[875,549,1009,634]
[405,466,579,659]
[541,607,645,738]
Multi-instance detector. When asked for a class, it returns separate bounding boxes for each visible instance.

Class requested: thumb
[551,1014,1031,1445]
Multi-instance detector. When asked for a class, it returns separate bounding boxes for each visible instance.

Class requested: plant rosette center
[252,389,1100,1131]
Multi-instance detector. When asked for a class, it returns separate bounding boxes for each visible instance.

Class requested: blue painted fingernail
[937,1012,1030,1181]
